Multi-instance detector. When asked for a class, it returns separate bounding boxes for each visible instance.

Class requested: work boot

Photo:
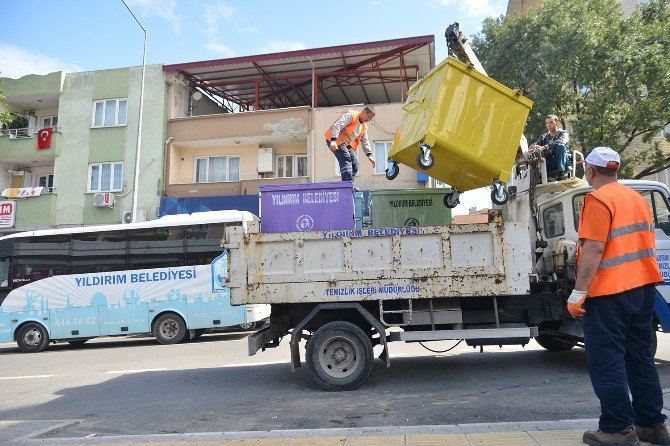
[634,422,670,445]
[582,427,640,446]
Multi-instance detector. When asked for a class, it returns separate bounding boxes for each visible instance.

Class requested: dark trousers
[328,141,359,181]
[583,284,666,432]
[545,143,569,176]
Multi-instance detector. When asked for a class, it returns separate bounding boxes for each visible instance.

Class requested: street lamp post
[121,0,147,224]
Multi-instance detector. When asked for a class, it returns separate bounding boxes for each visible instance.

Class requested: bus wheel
[238,321,258,331]
[305,321,374,391]
[153,313,187,345]
[535,334,578,352]
[17,323,50,353]
[67,339,88,347]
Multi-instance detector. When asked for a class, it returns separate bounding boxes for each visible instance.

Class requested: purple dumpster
[259,181,355,233]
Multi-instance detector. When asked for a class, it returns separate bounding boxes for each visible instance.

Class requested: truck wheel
[305,321,374,391]
[17,322,50,353]
[153,313,187,345]
[385,161,399,180]
[535,334,578,352]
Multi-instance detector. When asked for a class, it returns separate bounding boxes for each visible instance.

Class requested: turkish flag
[36,127,53,149]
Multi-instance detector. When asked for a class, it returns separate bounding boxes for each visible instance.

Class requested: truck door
[638,190,670,298]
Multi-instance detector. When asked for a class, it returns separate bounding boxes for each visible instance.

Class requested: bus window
[71,231,127,274]
[185,223,225,265]
[128,226,185,269]
[12,234,70,287]
[0,238,12,290]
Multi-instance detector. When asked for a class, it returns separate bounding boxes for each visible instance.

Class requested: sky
[0,0,509,213]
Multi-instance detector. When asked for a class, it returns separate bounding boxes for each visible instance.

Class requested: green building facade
[0,65,167,232]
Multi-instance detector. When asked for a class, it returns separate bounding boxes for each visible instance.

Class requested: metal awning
[163,35,435,112]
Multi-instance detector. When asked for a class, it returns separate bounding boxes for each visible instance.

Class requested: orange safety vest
[325,110,367,150]
[577,182,662,297]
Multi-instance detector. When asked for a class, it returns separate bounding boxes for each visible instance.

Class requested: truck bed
[226,220,532,305]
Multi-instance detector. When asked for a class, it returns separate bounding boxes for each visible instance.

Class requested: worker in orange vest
[567,147,666,446]
[325,106,376,182]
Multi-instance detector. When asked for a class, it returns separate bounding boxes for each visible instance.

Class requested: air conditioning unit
[122,209,146,224]
[93,192,115,208]
[258,147,274,173]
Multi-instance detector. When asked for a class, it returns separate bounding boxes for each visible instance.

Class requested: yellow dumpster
[386,57,533,207]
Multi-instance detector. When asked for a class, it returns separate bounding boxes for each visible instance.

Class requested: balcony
[167,106,310,142]
[12,193,57,229]
[165,176,309,198]
[0,127,60,163]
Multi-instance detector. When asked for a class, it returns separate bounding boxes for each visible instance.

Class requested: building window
[277,155,307,178]
[37,174,54,193]
[89,162,123,192]
[42,116,58,128]
[92,98,128,127]
[374,141,392,174]
[194,156,240,183]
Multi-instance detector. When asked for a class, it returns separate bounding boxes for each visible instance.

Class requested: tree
[471,0,670,178]
[0,76,10,127]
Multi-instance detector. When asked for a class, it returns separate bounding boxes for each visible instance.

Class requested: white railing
[0,126,61,139]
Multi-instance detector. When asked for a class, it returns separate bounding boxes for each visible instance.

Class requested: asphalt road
[1,331,670,439]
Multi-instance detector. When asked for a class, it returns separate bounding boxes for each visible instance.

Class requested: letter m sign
[0,201,16,228]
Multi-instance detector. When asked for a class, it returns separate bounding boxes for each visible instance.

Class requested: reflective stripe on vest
[577,182,662,297]
[599,248,656,269]
[325,110,366,150]
[608,222,655,240]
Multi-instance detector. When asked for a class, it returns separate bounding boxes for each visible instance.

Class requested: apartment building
[160,36,435,216]
[0,65,167,232]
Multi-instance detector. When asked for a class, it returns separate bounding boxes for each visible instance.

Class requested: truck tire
[535,334,578,352]
[305,321,374,391]
[16,322,50,353]
[153,313,187,345]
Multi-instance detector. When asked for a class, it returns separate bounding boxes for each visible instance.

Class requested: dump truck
[224,167,670,390]
[222,25,670,391]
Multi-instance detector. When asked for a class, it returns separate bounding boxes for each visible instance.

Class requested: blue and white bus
[0,210,269,352]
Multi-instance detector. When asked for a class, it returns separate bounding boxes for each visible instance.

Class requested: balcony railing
[0,126,61,139]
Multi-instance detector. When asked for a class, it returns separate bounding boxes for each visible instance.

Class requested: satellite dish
[192,91,203,101]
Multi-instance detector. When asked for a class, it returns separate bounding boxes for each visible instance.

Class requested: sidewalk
[3,418,625,445]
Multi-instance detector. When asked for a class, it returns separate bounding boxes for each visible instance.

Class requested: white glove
[567,290,587,317]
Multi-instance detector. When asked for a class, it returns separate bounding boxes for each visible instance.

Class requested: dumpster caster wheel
[491,181,509,205]
[416,144,434,170]
[385,161,399,180]
[443,191,460,208]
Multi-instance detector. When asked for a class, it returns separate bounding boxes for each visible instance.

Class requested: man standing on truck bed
[567,147,667,446]
[326,107,376,182]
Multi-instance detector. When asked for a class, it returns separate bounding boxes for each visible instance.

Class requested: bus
[0,210,269,353]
